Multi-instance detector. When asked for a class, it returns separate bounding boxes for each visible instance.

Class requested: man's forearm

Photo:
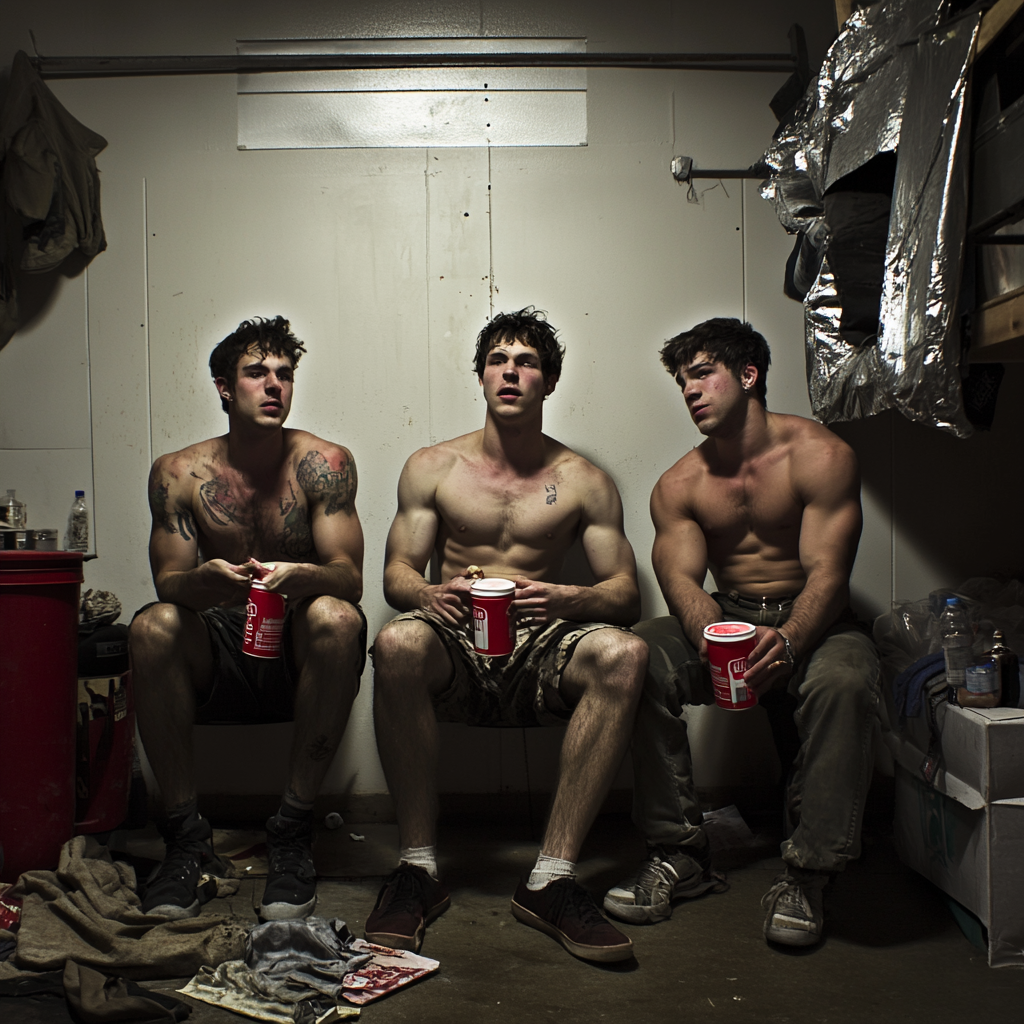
[278,561,362,604]
[155,568,236,611]
[556,577,641,627]
[778,569,848,659]
[663,581,722,650]
[383,562,432,612]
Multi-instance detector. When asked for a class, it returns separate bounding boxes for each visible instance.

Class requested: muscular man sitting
[366,308,648,963]
[131,316,366,922]
[604,317,879,947]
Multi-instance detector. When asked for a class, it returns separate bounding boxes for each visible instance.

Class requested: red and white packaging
[704,621,758,710]
[243,581,286,658]
[470,578,515,656]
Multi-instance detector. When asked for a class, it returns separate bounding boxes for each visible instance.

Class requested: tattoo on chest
[296,450,356,516]
[545,484,557,505]
[279,482,313,557]
[199,477,246,527]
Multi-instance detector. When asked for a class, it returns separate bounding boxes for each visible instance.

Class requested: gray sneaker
[603,844,727,924]
[761,868,828,946]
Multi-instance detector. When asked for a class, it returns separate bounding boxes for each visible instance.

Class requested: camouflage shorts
[383,609,632,727]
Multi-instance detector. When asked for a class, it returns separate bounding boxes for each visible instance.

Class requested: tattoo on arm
[279,482,314,558]
[545,484,557,505]
[305,734,334,762]
[296,450,357,517]
[176,510,196,541]
[150,482,175,533]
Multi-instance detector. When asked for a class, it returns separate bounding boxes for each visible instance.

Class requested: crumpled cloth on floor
[9,836,248,980]
[179,919,371,1024]
[892,652,946,718]
[0,960,190,1023]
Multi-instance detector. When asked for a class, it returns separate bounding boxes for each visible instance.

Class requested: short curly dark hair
[209,316,307,413]
[659,317,771,406]
[473,307,565,380]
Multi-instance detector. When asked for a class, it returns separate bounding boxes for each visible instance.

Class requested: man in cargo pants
[604,317,880,947]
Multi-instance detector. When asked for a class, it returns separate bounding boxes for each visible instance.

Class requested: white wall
[5,1,1017,814]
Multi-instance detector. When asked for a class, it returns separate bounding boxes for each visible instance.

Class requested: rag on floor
[0,960,190,1023]
[180,918,371,1023]
[9,835,248,980]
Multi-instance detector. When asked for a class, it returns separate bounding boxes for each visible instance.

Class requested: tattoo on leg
[297,450,357,516]
[305,734,335,762]
[545,484,557,505]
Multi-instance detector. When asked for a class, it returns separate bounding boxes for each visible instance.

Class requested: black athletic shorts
[132,600,367,725]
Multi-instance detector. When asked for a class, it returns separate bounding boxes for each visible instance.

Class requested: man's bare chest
[436,469,578,549]
[190,470,314,560]
[692,469,802,540]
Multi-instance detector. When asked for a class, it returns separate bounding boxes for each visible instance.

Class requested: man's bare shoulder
[654,444,710,501]
[404,431,481,479]
[770,413,856,464]
[540,435,617,492]
[285,428,355,466]
[151,437,225,485]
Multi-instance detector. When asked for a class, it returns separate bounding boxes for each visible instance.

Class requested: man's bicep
[797,445,863,575]
[311,503,365,571]
[578,475,638,583]
[652,515,709,589]
[147,462,199,576]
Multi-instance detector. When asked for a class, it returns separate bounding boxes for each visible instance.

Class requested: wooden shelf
[971,284,1024,361]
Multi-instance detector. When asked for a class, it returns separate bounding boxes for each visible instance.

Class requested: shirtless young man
[130,316,366,922]
[366,308,648,963]
[603,317,879,947]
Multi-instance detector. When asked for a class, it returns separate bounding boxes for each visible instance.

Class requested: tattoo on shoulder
[545,484,557,505]
[279,481,313,558]
[296,450,357,516]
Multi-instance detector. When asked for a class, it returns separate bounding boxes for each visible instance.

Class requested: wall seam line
[85,263,96,556]
[143,177,153,470]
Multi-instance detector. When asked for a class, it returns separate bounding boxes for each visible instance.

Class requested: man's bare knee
[570,630,648,701]
[373,619,451,695]
[130,603,196,659]
[299,596,363,649]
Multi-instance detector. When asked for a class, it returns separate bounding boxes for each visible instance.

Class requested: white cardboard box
[886,703,1024,967]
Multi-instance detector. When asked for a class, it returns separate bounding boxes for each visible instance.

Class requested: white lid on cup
[470,578,515,597]
[703,621,756,643]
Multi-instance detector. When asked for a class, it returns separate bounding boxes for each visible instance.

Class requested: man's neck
[481,410,547,473]
[225,420,288,478]
[707,402,774,466]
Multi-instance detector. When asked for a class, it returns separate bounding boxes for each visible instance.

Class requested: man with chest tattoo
[130,316,366,922]
[365,308,648,963]
[603,317,880,948]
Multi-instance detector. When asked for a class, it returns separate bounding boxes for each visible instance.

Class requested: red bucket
[0,551,83,880]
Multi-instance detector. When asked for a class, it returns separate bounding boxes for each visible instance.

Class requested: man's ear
[544,374,559,399]
[741,364,758,393]
[215,376,234,404]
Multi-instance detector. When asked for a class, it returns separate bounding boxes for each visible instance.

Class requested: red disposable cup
[470,578,515,656]
[704,621,758,710]
[244,581,287,658]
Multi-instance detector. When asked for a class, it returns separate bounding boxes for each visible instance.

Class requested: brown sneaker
[364,864,450,953]
[511,878,634,962]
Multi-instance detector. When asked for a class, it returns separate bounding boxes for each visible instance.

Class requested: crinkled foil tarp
[760,0,980,436]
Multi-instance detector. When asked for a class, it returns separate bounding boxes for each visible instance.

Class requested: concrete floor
[124,812,1024,1024]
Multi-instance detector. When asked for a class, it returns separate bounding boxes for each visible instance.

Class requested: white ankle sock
[400,845,438,880]
[527,853,576,890]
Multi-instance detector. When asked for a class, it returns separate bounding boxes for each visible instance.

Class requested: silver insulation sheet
[760,0,980,436]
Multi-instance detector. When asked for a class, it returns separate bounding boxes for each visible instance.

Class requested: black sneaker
[141,810,216,919]
[511,878,633,962]
[364,864,450,952]
[258,812,318,921]
[761,867,828,946]
[603,841,726,924]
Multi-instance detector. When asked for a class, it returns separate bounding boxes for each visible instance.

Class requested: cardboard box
[886,703,1024,967]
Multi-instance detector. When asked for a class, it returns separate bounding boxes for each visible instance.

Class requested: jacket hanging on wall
[0,49,107,274]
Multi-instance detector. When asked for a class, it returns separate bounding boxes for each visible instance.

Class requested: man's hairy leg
[286,596,365,805]
[372,620,454,849]
[542,629,647,861]
[130,603,214,810]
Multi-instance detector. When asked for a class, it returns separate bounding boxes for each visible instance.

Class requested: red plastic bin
[0,551,83,881]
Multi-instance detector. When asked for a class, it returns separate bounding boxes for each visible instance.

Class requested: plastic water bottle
[64,490,89,552]
[940,596,973,688]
